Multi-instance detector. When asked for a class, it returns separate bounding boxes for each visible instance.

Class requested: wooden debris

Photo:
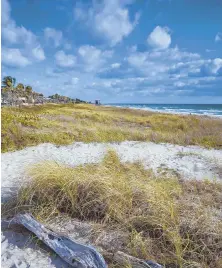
[14,214,107,268]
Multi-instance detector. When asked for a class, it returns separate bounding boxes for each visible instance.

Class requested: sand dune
[1,141,222,268]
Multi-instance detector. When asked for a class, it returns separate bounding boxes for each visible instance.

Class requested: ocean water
[106,104,222,117]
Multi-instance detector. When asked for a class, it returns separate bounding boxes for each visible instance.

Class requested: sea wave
[105,104,222,117]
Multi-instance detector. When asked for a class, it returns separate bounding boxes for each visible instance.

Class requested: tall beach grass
[6,150,221,268]
[2,103,222,152]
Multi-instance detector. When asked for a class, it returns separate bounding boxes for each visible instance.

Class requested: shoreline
[104,104,222,118]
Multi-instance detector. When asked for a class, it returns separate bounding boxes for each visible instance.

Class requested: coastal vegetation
[1,76,44,105]
[48,93,86,104]
[6,150,222,267]
[1,76,86,106]
[2,103,222,152]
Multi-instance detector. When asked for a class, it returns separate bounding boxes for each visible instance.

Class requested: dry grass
[2,103,222,152]
[7,150,222,268]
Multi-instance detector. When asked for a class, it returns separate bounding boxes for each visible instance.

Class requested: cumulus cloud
[78,45,113,71]
[215,32,222,42]
[55,50,76,67]
[32,46,46,61]
[201,58,222,76]
[74,0,140,46]
[147,26,171,50]
[2,5,37,46]
[2,47,31,68]
[44,27,63,47]
[49,43,222,100]
[1,0,45,67]
[127,46,201,77]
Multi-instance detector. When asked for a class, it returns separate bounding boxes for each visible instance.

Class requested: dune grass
[8,150,222,267]
[2,103,222,152]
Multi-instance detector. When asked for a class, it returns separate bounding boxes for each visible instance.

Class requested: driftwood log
[7,214,163,268]
[14,214,107,268]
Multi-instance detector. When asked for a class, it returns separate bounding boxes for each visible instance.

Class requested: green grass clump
[10,150,222,268]
[2,104,222,152]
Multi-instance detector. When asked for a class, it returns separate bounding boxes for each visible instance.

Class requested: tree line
[1,76,43,105]
[1,76,86,105]
[48,93,86,104]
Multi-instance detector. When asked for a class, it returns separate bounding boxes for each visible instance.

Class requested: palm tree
[2,76,16,89]
[25,85,33,95]
[1,76,16,105]
[16,83,25,97]
[16,83,25,91]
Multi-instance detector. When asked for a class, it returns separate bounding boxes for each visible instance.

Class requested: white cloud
[55,50,76,67]
[210,58,222,74]
[74,0,140,46]
[2,19,37,46]
[2,47,31,67]
[148,47,200,61]
[2,0,38,46]
[111,63,121,68]
[78,45,113,71]
[32,46,46,61]
[1,0,45,66]
[215,32,222,42]
[47,44,221,101]
[94,3,140,46]
[201,58,222,75]
[44,27,63,47]
[127,53,147,68]
[127,46,201,77]
[147,26,171,50]
[1,0,11,25]
[2,26,18,44]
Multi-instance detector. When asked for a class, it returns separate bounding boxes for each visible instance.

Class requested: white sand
[1,141,222,267]
[2,141,222,202]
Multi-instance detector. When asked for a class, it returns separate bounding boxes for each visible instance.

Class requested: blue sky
[1,0,222,103]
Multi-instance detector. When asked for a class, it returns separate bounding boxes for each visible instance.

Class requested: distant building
[95,99,101,105]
